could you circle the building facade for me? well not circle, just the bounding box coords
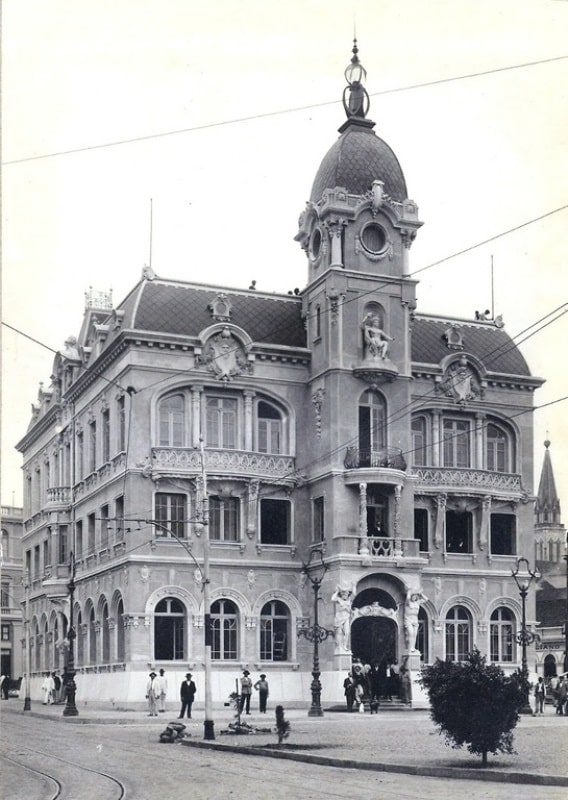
[1,505,24,684]
[16,45,544,706]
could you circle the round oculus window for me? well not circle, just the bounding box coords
[309,227,322,261]
[361,223,388,255]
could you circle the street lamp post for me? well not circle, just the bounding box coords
[63,552,79,717]
[511,556,538,715]
[297,548,334,717]
[23,571,31,711]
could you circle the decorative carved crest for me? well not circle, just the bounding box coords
[208,293,232,322]
[438,356,482,404]
[443,324,464,350]
[199,327,252,382]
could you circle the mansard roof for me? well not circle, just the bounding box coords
[411,315,533,377]
[114,278,306,348]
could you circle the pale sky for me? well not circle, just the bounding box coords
[2,0,567,526]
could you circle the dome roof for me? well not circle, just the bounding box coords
[310,121,408,203]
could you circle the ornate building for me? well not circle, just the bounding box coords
[16,44,544,707]
[1,505,24,683]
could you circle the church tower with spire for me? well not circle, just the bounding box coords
[535,439,565,565]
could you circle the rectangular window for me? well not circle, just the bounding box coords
[445,511,473,553]
[0,584,10,611]
[411,418,427,466]
[117,396,126,452]
[490,514,516,555]
[34,545,40,576]
[211,619,237,660]
[76,431,84,480]
[490,623,514,663]
[59,525,68,565]
[209,497,239,541]
[1,624,10,641]
[87,513,96,554]
[115,496,124,541]
[155,493,186,539]
[312,496,325,542]
[414,508,429,551]
[260,619,288,661]
[206,397,237,449]
[43,538,50,570]
[446,622,470,661]
[443,419,471,468]
[102,409,110,463]
[260,499,290,545]
[88,421,97,473]
[75,520,83,558]
[100,505,109,550]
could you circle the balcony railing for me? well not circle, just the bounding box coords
[344,447,407,471]
[46,486,71,505]
[410,466,523,494]
[359,536,420,558]
[151,447,298,483]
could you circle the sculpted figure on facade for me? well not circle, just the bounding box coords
[331,584,356,652]
[403,587,427,651]
[361,314,393,359]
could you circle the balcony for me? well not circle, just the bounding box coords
[344,447,407,471]
[151,447,299,485]
[410,466,525,498]
[46,486,71,506]
[333,534,424,562]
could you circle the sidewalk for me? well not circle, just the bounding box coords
[3,698,567,786]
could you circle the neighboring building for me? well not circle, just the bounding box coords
[534,439,567,676]
[1,505,24,683]
[16,44,545,706]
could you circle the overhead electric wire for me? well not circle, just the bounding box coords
[3,54,567,166]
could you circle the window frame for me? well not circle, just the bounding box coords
[209,496,240,542]
[489,607,515,663]
[445,605,472,662]
[260,498,291,545]
[205,395,239,449]
[442,417,471,468]
[260,600,290,661]
[158,393,186,447]
[211,598,238,660]
[155,493,187,539]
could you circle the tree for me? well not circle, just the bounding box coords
[419,649,528,766]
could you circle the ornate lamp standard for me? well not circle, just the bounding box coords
[63,552,78,717]
[297,548,334,717]
[511,556,538,715]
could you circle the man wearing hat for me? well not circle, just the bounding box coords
[179,673,196,719]
[254,673,269,713]
[239,670,253,714]
[146,671,159,717]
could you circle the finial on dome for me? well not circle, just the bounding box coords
[343,38,370,120]
[544,435,551,449]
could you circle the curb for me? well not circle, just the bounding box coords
[181,739,568,787]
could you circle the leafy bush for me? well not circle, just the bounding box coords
[419,649,528,766]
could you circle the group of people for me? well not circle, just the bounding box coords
[545,674,568,716]
[145,668,270,718]
[238,670,270,714]
[40,671,63,705]
[343,657,412,711]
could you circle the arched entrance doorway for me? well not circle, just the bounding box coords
[350,588,400,699]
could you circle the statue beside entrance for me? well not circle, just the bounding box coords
[403,587,427,651]
[331,584,356,652]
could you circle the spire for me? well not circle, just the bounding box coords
[342,39,370,121]
[535,438,562,526]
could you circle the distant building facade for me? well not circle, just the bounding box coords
[534,440,567,676]
[1,505,24,683]
[16,45,544,705]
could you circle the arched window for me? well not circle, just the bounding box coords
[486,423,512,473]
[33,621,40,672]
[158,394,185,447]
[411,417,428,466]
[116,598,125,662]
[89,607,97,664]
[53,616,59,669]
[358,390,386,465]
[260,600,290,661]
[257,401,282,454]
[442,419,471,468]
[154,597,185,660]
[101,602,110,663]
[417,606,429,662]
[490,607,515,662]
[211,599,238,660]
[445,605,472,662]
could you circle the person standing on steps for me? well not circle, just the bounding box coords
[179,673,196,719]
[240,670,252,714]
[254,673,269,713]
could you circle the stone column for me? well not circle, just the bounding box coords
[432,411,440,467]
[358,482,369,555]
[475,412,485,468]
[191,386,203,447]
[244,391,255,451]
